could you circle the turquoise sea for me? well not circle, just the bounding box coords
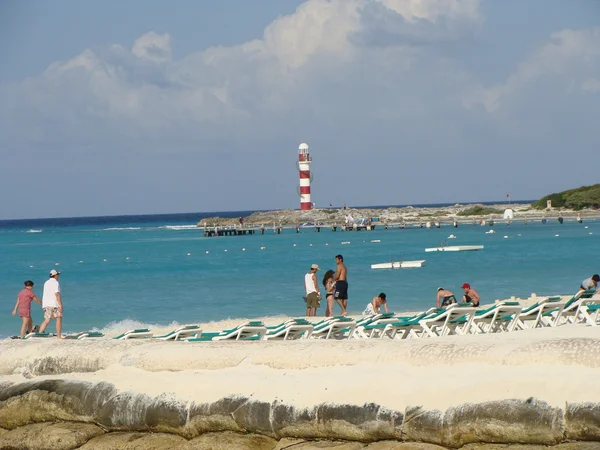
[1,206,598,338]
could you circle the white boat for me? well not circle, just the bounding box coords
[425,245,484,252]
[371,260,426,269]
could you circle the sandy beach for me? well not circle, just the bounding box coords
[2,294,600,449]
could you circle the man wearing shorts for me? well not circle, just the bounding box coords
[304,264,321,317]
[436,287,457,308]
[39,269,63,339]
[333,254,348,315]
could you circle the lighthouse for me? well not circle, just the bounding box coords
[297,142,312,210]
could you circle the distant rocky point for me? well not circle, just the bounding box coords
[197,202,598,227]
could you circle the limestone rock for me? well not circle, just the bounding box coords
[0,380,116,429]
[186,396,247,437]
[460,443,600,450]
[566,402,600,441]
[273,441,364,449]
[179,431,276,450]
[273,438,308,449]
[443,399,564,447]
[271,402,318,438]
[364,442,448,449]
[401,407,444,445]
[0,427,7,436]
[313,403,403,441]
[78,431,187,449]
[0,422,104,450]
[95,391,187,435]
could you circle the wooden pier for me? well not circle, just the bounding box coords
[201,223,379,237]
[198,215,585,237]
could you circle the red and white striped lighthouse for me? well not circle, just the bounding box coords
[297,142,312,210]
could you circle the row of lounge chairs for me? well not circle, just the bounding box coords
[20,290,599,341]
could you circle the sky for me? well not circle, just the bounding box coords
[1,0,599,220]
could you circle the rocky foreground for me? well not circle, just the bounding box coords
[1,322,600,449]
[197,203,598,227]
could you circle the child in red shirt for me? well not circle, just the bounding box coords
[12,280,42,338]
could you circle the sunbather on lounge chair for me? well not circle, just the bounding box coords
[437,288,457,308]
[363,293,388,315]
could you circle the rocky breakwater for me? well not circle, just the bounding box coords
[197,203,599,227]
[1,325,600,449]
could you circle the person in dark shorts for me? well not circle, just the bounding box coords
[333,254,348,315]
[436,287,457,308]
[461,283,480,307]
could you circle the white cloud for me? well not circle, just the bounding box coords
[582,78,600,93]
[0,0,484,148]
[467,27,600,112]
[131,31,172,62]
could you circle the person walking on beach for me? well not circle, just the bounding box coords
[304,264,322,317]
[580,274,599,291]
[363,293,388,315]
[436,288,457,308]
[461,283,480,307]
[12,280,42,338]
[322,269,336,317]
[333,254,348,315]
[39,269,63,339]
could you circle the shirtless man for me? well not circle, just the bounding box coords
[333,254,348,315]
[461,283,480,307]
[436,288,456,308]
[363,293,389,315]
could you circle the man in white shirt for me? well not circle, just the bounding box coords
[39,269,63,338]
[304,264,321,317]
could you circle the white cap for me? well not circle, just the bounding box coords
[49,269,61,277]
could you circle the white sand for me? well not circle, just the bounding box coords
[2,310,599,412]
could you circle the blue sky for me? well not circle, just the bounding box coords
[1,0,599,219]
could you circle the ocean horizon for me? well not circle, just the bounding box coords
[0,199,533,228]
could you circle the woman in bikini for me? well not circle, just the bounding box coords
[322,269,336,317]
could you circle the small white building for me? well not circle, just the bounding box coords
[503,208,515,220]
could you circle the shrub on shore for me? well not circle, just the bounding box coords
[533,184,600,210]
[457,206,503,216]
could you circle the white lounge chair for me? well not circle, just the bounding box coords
[22,332,51,339]
[153,324,202,341]
[419,304,477,338]
[549,290,598,326]
[311,317,356,339]
[578,294,600,326]
[187,321,267,341]
[65,331,105,340]
[264,320,314,340]
[514,297,565,330]
[467,302,523,334]
[357,309,439,339]
[113,328,153,340]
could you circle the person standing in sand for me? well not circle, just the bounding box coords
[461,283,480,307]
[436,288,456,308]
[12,280,42,338]
[333,254,348,315]
[304,264,321,317]
[39,269,63,339]
[363,293,388,315]
[322,269,336,317]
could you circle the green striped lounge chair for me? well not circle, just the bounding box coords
[113,329,153,340]
[153,324,202,341]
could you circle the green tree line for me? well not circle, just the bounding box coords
[533,184,600,210]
